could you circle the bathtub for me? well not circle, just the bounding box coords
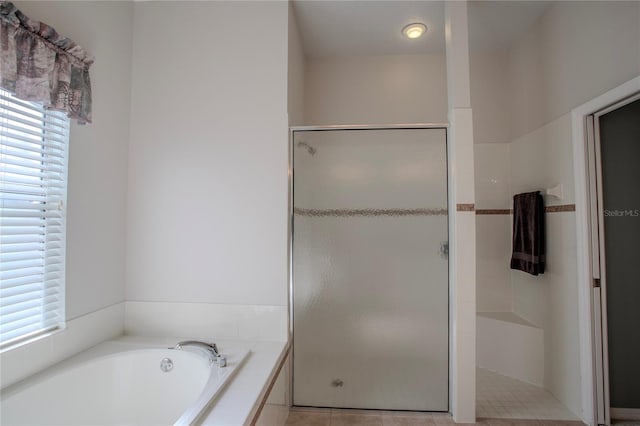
[0,338,250,425]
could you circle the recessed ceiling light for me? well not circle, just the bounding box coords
[402,23,427,39]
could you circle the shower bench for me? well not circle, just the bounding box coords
[477,311,544,386]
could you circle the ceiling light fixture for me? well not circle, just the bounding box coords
[402,23,427,39]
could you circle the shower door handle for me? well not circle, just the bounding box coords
[439,241,449,259]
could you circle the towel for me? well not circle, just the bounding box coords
[510,191,545,276]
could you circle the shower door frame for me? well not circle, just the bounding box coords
[287,123,450,411]
[571,75,640,426]
[587,92,640,426]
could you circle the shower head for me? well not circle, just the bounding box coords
[297,141,317,156]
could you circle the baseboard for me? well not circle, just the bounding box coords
[611,408,640,420]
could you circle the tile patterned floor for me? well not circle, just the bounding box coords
[477,368,578,421]
[285,409,585,426]
[286,368,583,426]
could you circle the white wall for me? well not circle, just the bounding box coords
[446,2,476,421]
[509,1,640,139]
[304,53,447,125]
[1,1,132,388]
[470,51,512,313]
[288,3,305,126]
[470,52,511,145]
[126,2,289,338]
[474,143,511,313]
[14,1,132,320]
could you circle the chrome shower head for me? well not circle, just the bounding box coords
[297,141,317,156]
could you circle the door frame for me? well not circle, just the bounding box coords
[571,76,640,426]
[287,123,450,411]
[590,92,640,426]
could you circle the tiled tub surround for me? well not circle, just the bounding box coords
[0,303,124,389]
[122,302,291,423]
[124,301,288,342]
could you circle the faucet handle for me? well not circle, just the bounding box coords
[209,343,219,355]
[214,354,227,368]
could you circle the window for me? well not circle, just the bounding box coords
[0,89,70,349]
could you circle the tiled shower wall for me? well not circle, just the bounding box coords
[471,3,640,416]
[473,113,582,419]
[474,143,512,313]
[509,114,581,416]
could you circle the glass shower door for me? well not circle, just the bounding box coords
[292,128,449,411]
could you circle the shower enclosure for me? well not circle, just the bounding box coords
[290,126,449,411]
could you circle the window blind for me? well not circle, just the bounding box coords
[0,89,69,349]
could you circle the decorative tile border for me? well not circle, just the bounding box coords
[476,209,511,215]
[456,203,475,212]
[293,207,447,217]
[545,204,576,213]
[293,204,576,217]
[475,204,576,215]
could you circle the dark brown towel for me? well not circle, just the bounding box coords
[510,191,545,275]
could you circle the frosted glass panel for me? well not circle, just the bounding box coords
[292,128,448,411]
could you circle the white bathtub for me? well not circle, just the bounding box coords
[0,339,249,426]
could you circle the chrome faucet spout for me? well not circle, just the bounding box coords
[173,340,219,356]
[170,340,225,366]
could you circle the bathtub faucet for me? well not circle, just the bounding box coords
[170,340,227,367]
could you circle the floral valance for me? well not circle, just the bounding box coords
[0,1,93,124]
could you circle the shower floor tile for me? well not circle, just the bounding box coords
[285,408,585,426]
[477,367,579,421]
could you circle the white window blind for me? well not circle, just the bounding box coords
[0,89,69,349]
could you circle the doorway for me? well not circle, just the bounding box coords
[587,94,640,425]
[290,126,449,411]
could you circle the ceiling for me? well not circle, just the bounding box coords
[292,1,552,59]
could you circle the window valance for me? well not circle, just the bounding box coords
[0,1,93,124]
